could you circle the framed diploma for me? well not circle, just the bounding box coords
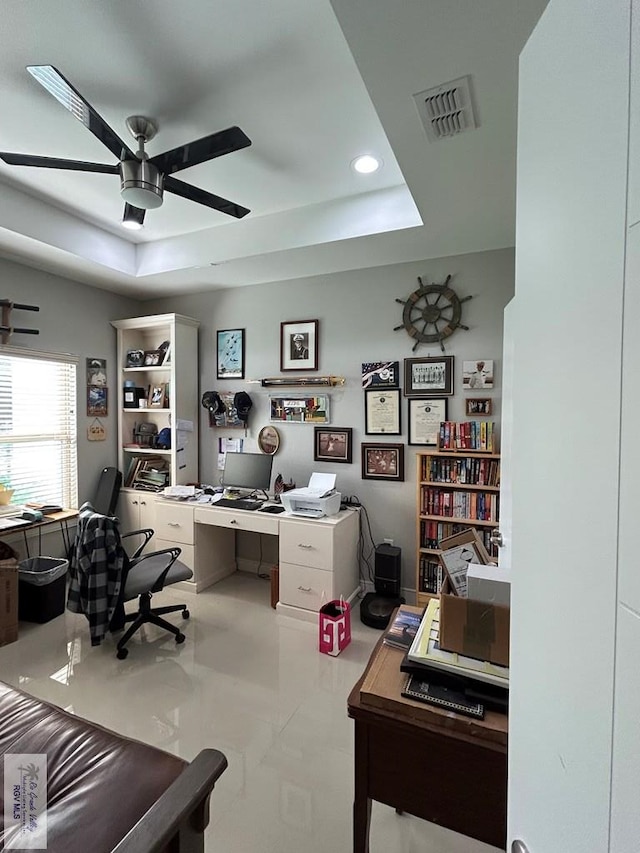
[408,397,448,446]
[364,388,401,435]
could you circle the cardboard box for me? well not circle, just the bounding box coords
[438,528,491,596]
[439,590,510,667]
[467,563,511,607]
[0,548,19,647]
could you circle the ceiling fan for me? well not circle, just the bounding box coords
[0,65,252,228]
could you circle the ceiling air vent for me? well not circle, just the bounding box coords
[413,75,477,142]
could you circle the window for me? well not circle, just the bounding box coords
[0,348,78,508]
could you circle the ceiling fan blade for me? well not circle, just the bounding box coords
[26,65,135,161]
[122,204,146,227]
[164,176,250,219]
[149,126,251,175]
[0,152,118,173]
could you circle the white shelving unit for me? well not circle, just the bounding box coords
[111,313,199,531]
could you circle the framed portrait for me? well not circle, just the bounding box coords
[86,357,107,386]
[364,388,401,435]
[126,349,144,368]
[314,427,353,463]
[361,361,400,389]
[280,320,318,372]
[404,356,454,397]
[217,328,245,379]
[87,386,108,416]
[462,360,494,390]
[361,442,405,482]
[148,383,166,408]
[408,398,448,446]
[143,350,162,367]
[465,397,493,416]
[258,425,280,455]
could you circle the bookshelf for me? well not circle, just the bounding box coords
[111,313,199,532]
[416,443,501,607]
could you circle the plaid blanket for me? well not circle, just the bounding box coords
[67,502,124,645]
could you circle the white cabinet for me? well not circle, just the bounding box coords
[276,509,359,622]
[118,492,157,541]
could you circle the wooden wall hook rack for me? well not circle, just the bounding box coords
[0,300,40,345]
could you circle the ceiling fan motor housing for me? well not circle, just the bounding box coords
[119,159,164,209]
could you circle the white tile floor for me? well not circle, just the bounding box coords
[0,573,502,852]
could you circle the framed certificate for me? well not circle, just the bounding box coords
[408,398,448,446]
[364,388,401,435]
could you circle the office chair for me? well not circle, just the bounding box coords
[69,502,193,659]
[92,466,122,516]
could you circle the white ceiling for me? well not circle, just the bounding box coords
[0,0,548,300]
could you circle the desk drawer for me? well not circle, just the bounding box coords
[194,506,279,535]
[154,502,195,545]
[279,520,332,571]
[279,563,332,612]
[154,539,195,572]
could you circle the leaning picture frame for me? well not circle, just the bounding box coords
[408,397,448,446]
[280,320,319,371]
[361,442,405,482]
[314,427,353,463]
[404,356,454,397]
[217,328,245,379]
[148,383,166,408]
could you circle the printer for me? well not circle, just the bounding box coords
[280,473,341,518]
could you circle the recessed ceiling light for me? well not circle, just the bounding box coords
[352,155,382,174]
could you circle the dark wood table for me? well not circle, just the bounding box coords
[347,628,508,852]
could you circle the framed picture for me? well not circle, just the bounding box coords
[217,328,245,379]
[148,383,166,408]
[404,356,454,397]
[269,395,329,423]
[143,350,162,367]
[87,386,108,416]
[361,442,405,482]
[364,388,401,435]
[86,357,107,386]
[462,360,494,390]
[126,349,145,368]
[465,397,493,416]
[408,398,448,446]
[361,361,400,389]
[280,320,318,371]
[314,427,353,463]
[258,425,280,455]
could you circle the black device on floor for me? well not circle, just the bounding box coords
[360,544,404,629]
[215,498,263,510]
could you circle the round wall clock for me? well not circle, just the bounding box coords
[394,274,472,352]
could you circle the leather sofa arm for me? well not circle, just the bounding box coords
[111,749,228,853]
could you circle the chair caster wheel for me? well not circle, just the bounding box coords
[117,648,128,660]
[176,633,185,644]
[182,609,190,620]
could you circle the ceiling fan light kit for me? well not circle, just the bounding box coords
[1,65,252,225]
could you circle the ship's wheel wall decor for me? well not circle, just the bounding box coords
[394,274,472,352]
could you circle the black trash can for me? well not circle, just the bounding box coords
[18,557,68,623]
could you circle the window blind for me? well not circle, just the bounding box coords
[0,349,78,508]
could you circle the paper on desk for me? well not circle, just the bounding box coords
[162,485,196,498]
[288,472,336,498]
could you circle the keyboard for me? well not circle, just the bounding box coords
[215,498,263,511]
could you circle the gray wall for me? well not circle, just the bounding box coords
[0,257,141,505]
[0,248,512,592]
[149,247,514,595]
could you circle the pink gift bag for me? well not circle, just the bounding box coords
[318,598,351,656]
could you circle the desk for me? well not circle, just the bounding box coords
[348,631,508,852]
[152,499,360,620]
[0,510,77,559]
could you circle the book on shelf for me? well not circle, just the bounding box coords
[401,673,485,719]
[382,606,424,650]
[407,598,509,689]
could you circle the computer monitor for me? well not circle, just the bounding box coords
[221,452,273,497]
